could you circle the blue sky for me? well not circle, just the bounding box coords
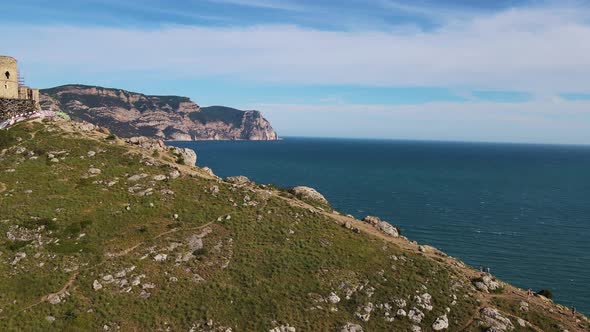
[3,0,590,144]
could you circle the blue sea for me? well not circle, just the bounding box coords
[169,138,590,314]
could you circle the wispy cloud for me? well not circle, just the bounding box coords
[377,0,477,22]
[7,3,590,92]
[206,0,304,11]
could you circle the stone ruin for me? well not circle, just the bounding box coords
[0,55,41,123]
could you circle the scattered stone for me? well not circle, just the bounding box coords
[47,294,63,305]
[411,326,421,332]
[432,314,449,330]
[88,168,102,176]
[362,216,400,237]
[479,307,514,331]
[290,186,329,204]
[210,185,220,195]
[269,324,296,332]
[327,292,341,304]
[408,308,425,324]
[518,301,529,312]
[153,174,167,181]
[225,176,251,185]
[517,318,527,327]
[93,280,103,291]
[154,254,167,262]
[169,170,181,179]
[11,252,26,265]
[415,293,433,311]
[473,275,501,293]
[340,323,363,332]
[160,189,175,195]
[46,315,56,323]
[128,173,148,182]
[202,167,215,177]
[87,151,96,157]
[355,303,374,322]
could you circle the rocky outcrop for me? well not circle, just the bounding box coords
[171,147,197,166]
[478,307,514,331]
[473,275,503,293]
[40,85,278,141]
[362,216,400,237]
[290,186,329,204]
[225,176,252,186]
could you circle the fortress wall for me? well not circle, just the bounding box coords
[0,98,39,122]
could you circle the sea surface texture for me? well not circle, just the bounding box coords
[169,138,590,314]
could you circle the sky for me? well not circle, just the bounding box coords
[3,0,590,144]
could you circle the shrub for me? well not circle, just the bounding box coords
[105,134,117,140]
[537,289,553,299]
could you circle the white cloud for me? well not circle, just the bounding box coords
[5,3,590,93]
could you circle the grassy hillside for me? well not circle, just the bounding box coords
[0,119,587,331]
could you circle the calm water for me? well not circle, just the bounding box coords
[169,138,590,314]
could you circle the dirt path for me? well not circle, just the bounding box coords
[107,221,214,258]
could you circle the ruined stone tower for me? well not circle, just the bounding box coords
[0,56,19,99]
[0,55,41,123]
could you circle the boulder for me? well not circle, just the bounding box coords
[362,216,399,237]
[479,307,514,331]
[93,280,103,291]
[408,308,425,324]
[472,275,501,293]
[340,323,363,332]
[327,292,341,304]
[226,176,251,185]
[202,167,216,177]
[172,147,197,166]
[290,186,328,204]
[432,314,449,330]
[126,136,167,152]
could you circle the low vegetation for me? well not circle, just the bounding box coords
[0,119,587,331]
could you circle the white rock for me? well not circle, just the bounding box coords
[154,253,168,262]
[432,314,449,330]
[340,323,363,332]
[408,308,425,324]
[93,280,103,291]
[327,292,341,304]
[290,186,329,204]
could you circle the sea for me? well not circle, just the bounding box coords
[169,137,590,314]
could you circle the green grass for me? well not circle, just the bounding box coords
[0,120,568,331]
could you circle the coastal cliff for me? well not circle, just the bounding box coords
[0,117,588,331]
[39,85,278,141]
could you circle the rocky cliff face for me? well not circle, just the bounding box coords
[40,85,278,141]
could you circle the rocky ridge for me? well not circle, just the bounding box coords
[0,117,588,331]
[40,85,278,141]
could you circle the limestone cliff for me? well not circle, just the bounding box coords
[39,85,278,141]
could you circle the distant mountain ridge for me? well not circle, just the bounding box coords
[40,85,278,141]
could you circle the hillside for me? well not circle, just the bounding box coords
[40,85,278,141]
[0,118,588,331]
